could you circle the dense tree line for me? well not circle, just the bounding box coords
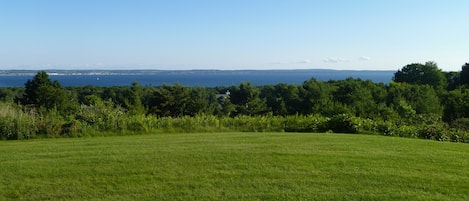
[2,61,469,141]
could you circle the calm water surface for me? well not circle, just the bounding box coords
[0,70,394,87]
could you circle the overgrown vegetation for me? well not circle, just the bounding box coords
[2,62,469,141]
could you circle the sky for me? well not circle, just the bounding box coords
[0,0,468,71]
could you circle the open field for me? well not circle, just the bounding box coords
[1,132,469,200]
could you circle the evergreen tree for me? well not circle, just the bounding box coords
[148,84,191,117]
[459,63,469,86]
[124,81,145,115]
[20,71,72,114]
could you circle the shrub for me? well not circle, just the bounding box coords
[394,125,419,138]
[283,115,326,132]
[61,119,83,137]
[353,118,377,134]
[76,102,125,131]
[451,118,469,131]
[418,124,448,141]
[37,111,65,137]
[326,114,359,133]
[0,104,36,140]
[125,115,150,132]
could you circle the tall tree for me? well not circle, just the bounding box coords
[331,78,377,117]
[148,84,191,117]
[443,86,469,122]
[20,71,71,113]
[393,61,447,90]
[459,63,469,86]
[229,82,267,116]
[261,84,301,116]
[186,87,217,116]
[445,71,460,91]
[388,82,442,115]
[299,78,334,115]
[124,81,145,115]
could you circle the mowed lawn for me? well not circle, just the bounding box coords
[1,133,469,201]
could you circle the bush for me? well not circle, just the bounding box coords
[0,104,36,140]
[326,114,359,133]
[37,111,65,137]
[418,124,448,141]
[451,118,469,131]
[2,102,469,144]
[283,115,326,132]
[62,119,83,137]
[76,103,125,131]
[395,125,419,138]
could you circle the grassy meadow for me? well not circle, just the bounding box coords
[1,132,469,200]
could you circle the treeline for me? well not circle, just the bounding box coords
[2,62,469,142]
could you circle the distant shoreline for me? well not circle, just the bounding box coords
[0,69,395,87]
[0,69,395,76]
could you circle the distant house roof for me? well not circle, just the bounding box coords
[216,90,230,99]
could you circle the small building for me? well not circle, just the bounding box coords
[216,90,230,101]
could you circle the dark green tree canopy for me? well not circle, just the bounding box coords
[393,61,447,90]
[459,63,469,86]
[148,84,191,117]
[20,71,71,113]
[229,82,267,116]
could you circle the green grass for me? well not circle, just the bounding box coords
[1,132,469,200]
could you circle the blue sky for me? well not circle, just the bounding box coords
[1,0,468,71]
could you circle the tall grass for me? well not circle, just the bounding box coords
[0,103,36,140]
[1,103,469,142]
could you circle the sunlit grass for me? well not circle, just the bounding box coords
[1,132,469,200]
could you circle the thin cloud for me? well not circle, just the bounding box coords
[359,56,371,61]
[270,59,311,65]
[297,59,311,64]
[323,57,350,63]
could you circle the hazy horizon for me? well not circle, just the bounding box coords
[0,66,398,72]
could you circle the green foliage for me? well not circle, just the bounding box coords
[460,63,469,86]
[0,87,23,103]
[216,96,236,117]
[0,104,36,140]
[230,82,268,116]
[450,118,469,131]
[443,87,469,122]
[148,84,191,117]
[76,98,125,131]
[445,71,460,90]
[4,62,469,142]
[299,78,334,115]
[37,110,65,137]
[124,81,146,115]
[388,82,443,117]
[393,61,447,90]
[261,83,302,115]
[326,114,360,133]
[20,71,75,115]
[119,115,150,132]
[283,114,327,132]
[332,78,380,117]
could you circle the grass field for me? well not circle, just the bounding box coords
[1,132,469,201]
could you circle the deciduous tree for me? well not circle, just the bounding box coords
[393,61,447,90]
